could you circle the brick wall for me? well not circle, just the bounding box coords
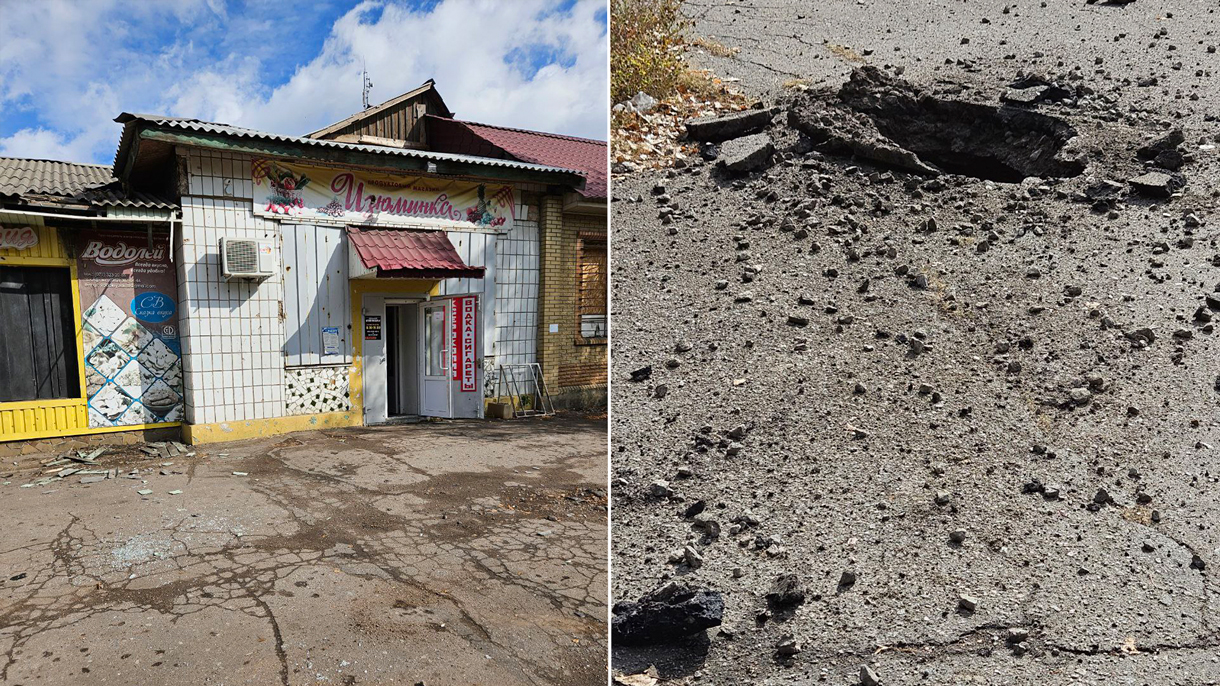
[536,195,607,403]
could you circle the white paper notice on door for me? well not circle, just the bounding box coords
[322,326,340,356]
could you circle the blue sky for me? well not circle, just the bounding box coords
[0,0,608,165]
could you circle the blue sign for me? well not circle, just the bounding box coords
[131,291,176,323]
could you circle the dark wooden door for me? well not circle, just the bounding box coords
[0,266,80,402]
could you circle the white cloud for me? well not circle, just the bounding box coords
[0,0,608,165]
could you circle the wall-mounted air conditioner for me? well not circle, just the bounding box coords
[220,237,276,279]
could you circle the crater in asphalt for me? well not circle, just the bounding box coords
[792,66,1085,183]
[860,96,1085,182]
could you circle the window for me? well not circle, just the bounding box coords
[424,303,445,376]
[0,266,80,402]
[576,236,607,341]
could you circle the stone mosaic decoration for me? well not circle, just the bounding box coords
[285,366,351,416]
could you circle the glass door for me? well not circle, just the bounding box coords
[419,301,451,417]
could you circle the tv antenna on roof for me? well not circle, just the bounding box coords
[362,63,373,110]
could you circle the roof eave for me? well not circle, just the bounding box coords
[135,125,586,188]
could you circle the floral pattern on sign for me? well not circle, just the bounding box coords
[259,162,310,215]
[464,185,508,228]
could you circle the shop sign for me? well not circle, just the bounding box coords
[251,158,515,231]
[364,315,382,341]
[0,226,38,251]
[451,296,477,392]
[76,229,182,428]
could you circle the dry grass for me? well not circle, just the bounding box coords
[611,0,689,103]
[827,43,866,63]
[610,0,754,171]
[690,36,739,58]
[676,67,724,99]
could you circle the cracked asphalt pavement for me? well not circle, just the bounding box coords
[611,1,1220,684]
[0,417,607,685]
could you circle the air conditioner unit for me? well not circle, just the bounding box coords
[220,237,276,279]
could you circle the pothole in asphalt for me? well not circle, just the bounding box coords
[791,66,1086,182]
[857,97,1085,182]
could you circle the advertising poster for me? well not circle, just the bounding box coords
[364,315,382,341]
[251,158,515,231]
[451,296,477,392]
[76,229,183,427]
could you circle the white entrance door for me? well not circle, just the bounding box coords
[420,301,452,417]
[362,296,388,425]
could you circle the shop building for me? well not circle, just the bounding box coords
[0,81,607,445]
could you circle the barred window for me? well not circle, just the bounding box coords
[576,237,607,340]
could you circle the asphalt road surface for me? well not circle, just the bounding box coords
[1,417,608,686]
[611,1,1220,684]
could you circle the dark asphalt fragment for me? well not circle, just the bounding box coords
[765,573,807,606]
[717,133,775,173]
[685,109,773,142]
[611,583,725,645]
[1129,171,1185,197]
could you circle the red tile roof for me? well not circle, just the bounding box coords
[347,227,485,278]
[425,116,606,200]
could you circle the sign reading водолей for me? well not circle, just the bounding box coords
[75,229,183,428]
[251,158,515,231]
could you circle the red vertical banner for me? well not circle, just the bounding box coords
[450,296,477,392]
[451,299,460,381]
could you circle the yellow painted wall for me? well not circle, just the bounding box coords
[0,224,69,263]
[0,224,181,443]
[182,410,360,445]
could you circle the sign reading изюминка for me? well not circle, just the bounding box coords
[251,158,515,231]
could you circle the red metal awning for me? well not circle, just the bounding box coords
[347,227,484,278]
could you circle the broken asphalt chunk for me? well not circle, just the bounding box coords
[611,583,724,645]
[765,573,807,606]
[717,133,775,173]
[1129,171,1184,197]
[685,108,772,142]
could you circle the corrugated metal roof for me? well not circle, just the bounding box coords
[0,157,113,196]
[347,227,485,277]
[425,117,607,200]
[80,184,178,210]
[115,113,582,177]
[0,156,177,211]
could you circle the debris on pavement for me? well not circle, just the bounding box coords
[610,5,1220,682]
[138,441,196,459]
[611,583,724,645]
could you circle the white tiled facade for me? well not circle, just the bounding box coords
[177,150,285,424]
[174,147,543,425]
